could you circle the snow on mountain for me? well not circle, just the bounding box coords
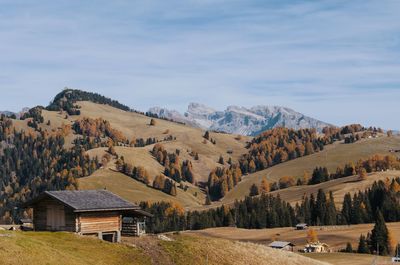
[148,103,332,136]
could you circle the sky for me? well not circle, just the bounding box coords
[0,0,399,129]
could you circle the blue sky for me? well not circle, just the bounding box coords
[0,0,399,129]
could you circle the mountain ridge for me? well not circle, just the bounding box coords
[148,103,332,136]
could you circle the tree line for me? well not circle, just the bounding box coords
[141,177,400,235]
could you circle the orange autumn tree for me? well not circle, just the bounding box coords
[165,202,184,217]
[358,168,367,181]
[307,228,319,243]
[260,177,270,194]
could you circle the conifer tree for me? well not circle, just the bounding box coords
[369,210,390,255]
[357,234,369,254]
[326,191,337,225]
[315,189,327,225]
[249,183,259,197]
[203,131,210,140]
[345,242,353,253]
[218,155,224,164]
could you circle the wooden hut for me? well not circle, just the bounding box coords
[268,241,295,251]
[304,242,330,253]
[295,223,308,230]
[23,190,152,242]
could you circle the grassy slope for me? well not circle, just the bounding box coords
[0,231,150,265]
[188,222,400,251]
[79,168,205,209]
[76,101,250,183]
[268,170,400,206]
[222,136,400,204]
[0,231,327,265]
[157,234,328,265]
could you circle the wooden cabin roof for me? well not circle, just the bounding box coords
[268,241,295,248]
[24,190,140,213]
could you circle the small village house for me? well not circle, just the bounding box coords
[304,242,330,253]
[268,241,295,251]
[23,190,152,242]
[295,223,308,230]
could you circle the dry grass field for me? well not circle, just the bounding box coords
[0,231,327,265]
[188,222,400,252]
[0,231,150,265]
[222,136,400,204]
[124,234,329,265]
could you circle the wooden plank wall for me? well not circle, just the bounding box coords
[33,198,76,232]
[78,211,120,234]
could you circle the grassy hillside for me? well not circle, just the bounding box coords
[0,231,150,265]
[222,136,400,204]
[0,231,327,265]
[268,170,400,206]
[79,168,205,209]
[41,101,250,183]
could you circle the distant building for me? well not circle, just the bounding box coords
[295,223,308,230]
[304,242,330,253]
[23,190,152,242]
[268,241,295,251]
[392,256,400,263]
[18,218,33,231]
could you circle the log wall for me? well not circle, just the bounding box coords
[78,211,121,234]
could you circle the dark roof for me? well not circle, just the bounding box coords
[24,190,140,212]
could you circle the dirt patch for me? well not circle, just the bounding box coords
[122,236,175,265]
